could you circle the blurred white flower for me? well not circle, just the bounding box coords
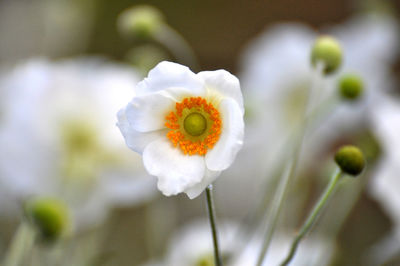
[232,234,334,266]
[117,61,244,199]
[369,97,400,229]
[0,58,157,229]
[142,219,238,266]
[239,13,399,165]
[141,219,333,266]
[363,95,400,264]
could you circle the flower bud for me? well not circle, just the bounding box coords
[338,74,364,101]
[118,5,164,39]
[311,36,343,74]
[334,145,365,176]
[26,197,70,241]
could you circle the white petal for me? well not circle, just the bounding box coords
[206,99,244,171]
[184,169,221,199]
[136,61,205,97]
[125,92,175,132]
[117,108,166,154]
[143,138,206,196]
[198,70,244,114]
[239,23,315,97]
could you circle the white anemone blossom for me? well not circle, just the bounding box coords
[141,220,333,266]
[239,13,399,172]
[0,58,157,228]
[141,219,238,266]
[370,97,400,231]
[232,234,334,266]
[365,96,400,263]
[117,61,244,199]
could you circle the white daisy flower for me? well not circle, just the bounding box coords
[0,58,157,229]
[117,61,245,199]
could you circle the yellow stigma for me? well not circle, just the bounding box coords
[184,112,207,136]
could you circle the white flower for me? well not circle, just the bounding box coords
[141,219,334,266]
[238,13,399,173]
[142,219,238,266]
[232,234,334,266]
[362,95,400,264]
[117,61,244,199]
[369,96,400,232]
[0,58,157,229]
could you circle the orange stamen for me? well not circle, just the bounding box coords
[164,97,222,156]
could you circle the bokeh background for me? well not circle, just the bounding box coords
[0,0,400,265]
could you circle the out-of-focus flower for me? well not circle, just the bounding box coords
[117,61,244,199]
[141,220,333,266]
[363,95,400,264]
[0,58,156,229]
[238,13,399,174]
[369,96,400,232]
[142,219,238,266]
[232,234,334,266]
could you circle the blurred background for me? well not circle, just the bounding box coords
[0,0,400,265]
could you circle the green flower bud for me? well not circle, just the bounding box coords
[334,145,365,176]
[311,36,343,74]
[338,74,364,101]
[26,197,70,241]
[118,5,164,39]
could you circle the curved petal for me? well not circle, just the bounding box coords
[136,61,205,97]
[125,92,175,132]
[205,99,244,171]
[117,108,166,154]
[184,169,221,199]
[143,138,205,196]
[198,70,244,114]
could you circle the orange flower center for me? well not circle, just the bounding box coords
[165,97,222,156]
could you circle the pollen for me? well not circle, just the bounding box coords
[165,97,222,156]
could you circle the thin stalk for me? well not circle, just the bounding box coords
[3,222,36,266]
[279,168,343,266]
[256,62,325,266]
[205,185,222,266]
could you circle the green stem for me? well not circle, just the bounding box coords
[205,185,222,266]
[3,222,36,266]
[255,149,299,266]
[279,168,343,266]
